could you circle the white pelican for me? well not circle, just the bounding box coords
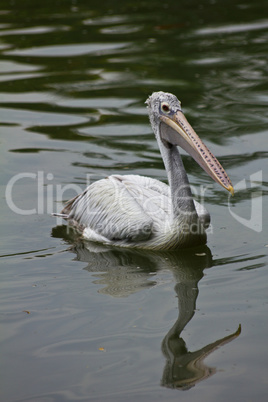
[54,92,234,250]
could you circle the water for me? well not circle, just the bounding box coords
[1,0,268,400]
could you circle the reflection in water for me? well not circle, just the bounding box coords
[163,268,240,390]
[161,266,241,390]
[52,225,241,389]
[162,325,241,390]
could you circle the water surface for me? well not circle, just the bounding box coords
[0,1,268,401]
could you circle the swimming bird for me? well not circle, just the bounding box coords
[54,91,234,250]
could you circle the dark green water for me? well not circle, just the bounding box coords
[0,1,268,401]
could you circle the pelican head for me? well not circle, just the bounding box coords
[146,91,234,195]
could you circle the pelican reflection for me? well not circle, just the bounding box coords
[52,226,241,388]
[161,264,241,389]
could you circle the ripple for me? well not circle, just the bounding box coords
[34,333,141,361]
[189,57,225,65]
[0,107,89,127]
[5,42,129,57]
[56,97,135,109]
[195,19,268,36]
[0,72,44,83]
[83,15,128,26]
[78,123,151,138]
[0,60,41,73]
[100,25,143,35]
[0,25,68,37]
[0,91,65,104]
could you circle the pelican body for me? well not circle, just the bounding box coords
[55,92,233,250]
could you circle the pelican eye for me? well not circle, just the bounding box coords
[161,102,170,114]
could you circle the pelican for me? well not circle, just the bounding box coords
[54,92,234,250]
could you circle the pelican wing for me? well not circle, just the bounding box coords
[61,175,160,242]
[113,174,171,220]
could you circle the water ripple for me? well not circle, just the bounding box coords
[4,42,130,57]
[195,19,268,36]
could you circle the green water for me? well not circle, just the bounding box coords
[0,1,268,401]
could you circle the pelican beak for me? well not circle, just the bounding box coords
[160,111,234,195]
